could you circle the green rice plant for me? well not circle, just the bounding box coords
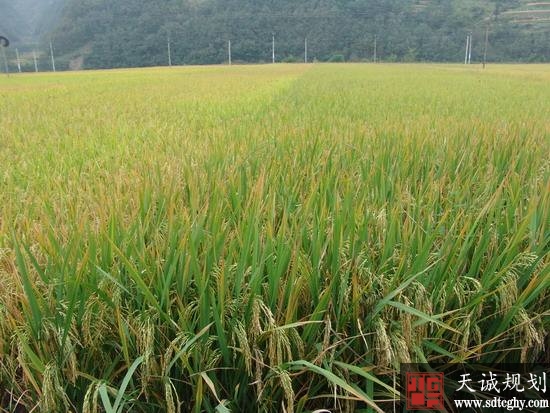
[96,356,144,413]
[0,63,548,411]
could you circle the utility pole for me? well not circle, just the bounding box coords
[15,48,21,72]
[228,40,232,65]
[0,36,9,75]
[464,35,470,64]
[373,35,377,62]
[1,47,8,75]
[33,50,38,72]
[49,40,56,72]
[167,36,172,67]
[483,26,489,69]
[304,38,308,63]
[468,33,472,64]
[272,33,275,64]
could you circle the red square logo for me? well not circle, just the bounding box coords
[406,372,445,411]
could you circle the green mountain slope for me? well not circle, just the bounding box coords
[5,0,550,69]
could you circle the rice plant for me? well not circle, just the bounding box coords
[0,64,548,412]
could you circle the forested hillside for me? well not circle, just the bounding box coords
[2,0,550,69]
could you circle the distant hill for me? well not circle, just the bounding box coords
[2,0,550,69]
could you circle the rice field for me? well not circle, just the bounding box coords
[0,64,549,412]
